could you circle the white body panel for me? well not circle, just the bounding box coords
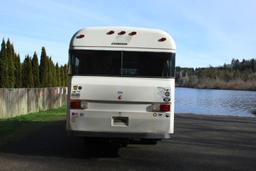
[72,76,172,103]
[67,27,176,140]
[70,27,176,52]
[69,77,175,136]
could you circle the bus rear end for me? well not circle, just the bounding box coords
[66,27,176,144]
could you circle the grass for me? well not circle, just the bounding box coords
[0,106,66,147]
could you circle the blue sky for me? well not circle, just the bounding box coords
[1,0,256,67]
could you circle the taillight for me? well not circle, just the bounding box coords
[70,100,81,109]
[151,103,170,112]
[160,103,170,112]
[70,100,88,109]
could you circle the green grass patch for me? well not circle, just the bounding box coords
[0,106,66,147]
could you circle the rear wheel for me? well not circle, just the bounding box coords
[130,139,159,145]
[83,137,123,157]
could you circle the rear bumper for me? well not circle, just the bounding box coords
[67,130,172,139]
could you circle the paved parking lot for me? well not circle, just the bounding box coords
[1,114,256,171]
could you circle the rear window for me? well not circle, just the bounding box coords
[70,50,175,78]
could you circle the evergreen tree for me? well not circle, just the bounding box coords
[47,57,54,87]
[32,52,40,87]
[63,64,68,86]
[0,39,9,88]
[6,39,15,87]
[60,66,65,86]
[1,38,68,88]
[0,39,5,87]
[39,47,48,87]
[50,59,56,87]
[22,56,34,88]
[52,60,57,87]
[14,54,22,88]
[55,63,61,86]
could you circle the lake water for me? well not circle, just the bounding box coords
[175,87,256,117]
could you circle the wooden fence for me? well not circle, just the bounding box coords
[0,87,67,119]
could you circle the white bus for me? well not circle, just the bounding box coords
[66,27,176,145]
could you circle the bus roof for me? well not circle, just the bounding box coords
[70,27,176,52]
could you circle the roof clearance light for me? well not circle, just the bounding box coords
[128,31,137,36]
[76,34,85,39]
[106,30,115,35]
[118,31,126,35]
[158,37,166,42]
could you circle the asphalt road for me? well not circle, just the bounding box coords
[0,114,256,171]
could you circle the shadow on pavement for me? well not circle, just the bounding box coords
[0,120,120,159]
[1,115,256,170]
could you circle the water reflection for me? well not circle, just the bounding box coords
[175,87,256,117]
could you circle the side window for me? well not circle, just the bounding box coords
[68,55,72,75]
[170,54,175,77]
[72,56,80,74]
[162,60,170,77]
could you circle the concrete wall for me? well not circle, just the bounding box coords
[0,87,67,119]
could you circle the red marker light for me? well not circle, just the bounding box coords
[158,37,166,42]
[129,31,137,36]
[118,31,126,35]
[76,34,85,39]
[107,30,115,35]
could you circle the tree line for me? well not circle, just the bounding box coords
[176,58,256,90]
[0,39,68,88]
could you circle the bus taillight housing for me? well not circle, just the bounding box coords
[160,103,170,112]
[151,103,170,112]
[70,100,87,109]
[70,100,81,109]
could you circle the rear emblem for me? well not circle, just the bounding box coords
[117,91,123,100]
